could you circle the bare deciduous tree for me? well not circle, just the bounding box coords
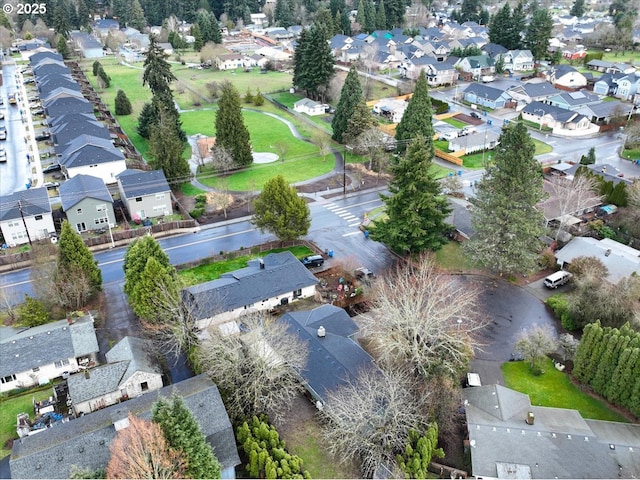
[0,279,19,323]
[198,314,308,422]
[106,413,186,479]
[515,325,558,371]
[29,243,59,307]
[566,255,609,285]
[208,145,235,173]
[361,255,486,380]
[348,127,393,179]
[558,333,579,362]
[274,141,289,162]
[311,130,333,162]
[627,180,640,209]
[200,42,218,66]
[321,367,431,478]
[540,175,603,240]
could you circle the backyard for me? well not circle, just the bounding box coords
[0,387,52,458]
[502,358,629,423]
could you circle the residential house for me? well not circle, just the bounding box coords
[499,49,534,72]
[536,178,602,228]
[481,42,508,58]
[279,304,379,407]
[70,31,104,58]
[0,314,99,393]
[50,114,111,155]
[372,97,409,123]
[158,42,174,55]
[250,13,268,26]
[183,251,318,330]
[67,336,163,415]
[116,169,173,220]
[28,50,64,65]
[402,57,458,85]
[42,96,94,117]
[521,101,594,133]
[93,18,119,38]
[59,174,115,233]
[564,162,633,187]
[36,75,81,98]
[293,98,325,116]
[465,385,640,479]
[32,62,71,78]
[215,53,244,70]
[462,83,511,109]
[576,100,635,126]
[549,64,587,89]
[555,237,640,284]
[593,73,618,96]
[448,130,500,154]
[10,375,241,479]
[59,134,127,184]
[594,72,640,101]
[562,45,587,61]
[456,55,495,80]
[545,90,602,111]
[507,81,560,108]
[0,187,55,246]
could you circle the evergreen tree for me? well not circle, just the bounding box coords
[143,34,176,95]
[396,426,444,479]
[0,11,11,30]
[463,122,545,275]
[191,23,203,51]
[376,0,387,30]
[506,1,526,50]
[332,66,364,143]
[149,109,190,187]
[340,10,352,36]
[123,235,171,298]
[97,66,110,88]
[525,7,553,61]
[609,347,634,405]
[580,146,596,165]
[395,69,434,152]
[570,0,585,17]
[127,0,147,31]
[53,0,71,38]
[154,91,186,143]
[293,22,334,100]
[344,98,376,145]
[130,257,179,322]
[253,89,264,106]
[77,0,91,29]
[274,0,294,27]
[489,3,510,47]
[356,0,367,29]
[495,55,505,74]
[364,0,376,33]
[57,220,102,292]
[92,60,102,76]
[573,321,602,382]
[384,0,407,28]
[57,36,70,59]
[253,175,311,242]
[18,295,50,327]
[215,81,253,167]
[370,135,452,254]
[114,89,133,115]
[153,395,222,479]
[137,101,158,139]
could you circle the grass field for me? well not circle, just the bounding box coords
[502,359,628,422]
[435,241,474,271]
[0,388,52,458]
[178,245,313,285]
[443,118,467,128]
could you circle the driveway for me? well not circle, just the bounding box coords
[464,275,559,386]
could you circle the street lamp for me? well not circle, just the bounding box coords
[534,108,545,131]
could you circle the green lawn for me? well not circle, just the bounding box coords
[443,118,467,128]
[621,148,640,161]
[181,183,206,196]
[463,151,493,168]
[434,241,474,271]
[0,388,52,458]
[502,358,628,422]
[533,139,553,155]
[178,246,313,285]
[270,91,304,108]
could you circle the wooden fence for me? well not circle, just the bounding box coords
[435,148,464,166]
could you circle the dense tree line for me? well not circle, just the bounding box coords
[292,22,335,101]
[451,0,489,26]
[573,321,640,417]
[488,1,525,50]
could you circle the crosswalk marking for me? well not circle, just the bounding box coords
[325,203,361,231]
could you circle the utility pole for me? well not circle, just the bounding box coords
[343,145,347,195]
[17,200,33,246]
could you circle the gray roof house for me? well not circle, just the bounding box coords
[10,375,241,479]
[116,169,173,220]
[463,83,511,109]
[67,336,163,415]
[70,31,104,58]
[42,96,94,116]
[555,237,640,284]
[0,314,99,393]
[507,81,560,107]
[521,101,594,133]
[184,251,318,330]
[51,116,111,154]
[59,174,115,233]
[464,384,640,479]
[60,134,127,184]
[549,64,588,89]
[279,304,378,406]
[293,98,325,116]
[0,187,55,246]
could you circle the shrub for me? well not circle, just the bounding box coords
[538,248,556,270]
[546,293,578,330]
[190,207,205,218]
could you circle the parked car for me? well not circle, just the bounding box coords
[35,132,51,141]
[439,131,459,141]
[459,126,477,136]
[470,111,481,119]
[0,111,4,120]
[301,255,324,268]
[0,126,6,140]
[543,271,572,289]
[42,181,60,190]
[0,146,6,162]
[354,267,375,280]
[42,163,61,173]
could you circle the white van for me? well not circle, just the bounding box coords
[544,271,572,289]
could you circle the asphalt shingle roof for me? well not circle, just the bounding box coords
[463,83,506,101]
[60,135,124,168]
[43,96,94,116]
[116,169,171,198]
[184,251,318,320]
[59,174,113,211]
[67,362,129,405]
[10,375,241,479]
[0,315,98,378]
[0,187,51,222]
[105,336,162,386]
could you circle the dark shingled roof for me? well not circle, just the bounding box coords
[60,135,124,168]
[52,119,111,154]
[43,96,94,116]
[29,51,64,65]
[184,251,318,320]
[0,315,98,378]
[463,83,507,101]
[59,174,113,211]
[0,187,51,222]
[117,169,171,198]
[9,375,241,479]
[279,305,378,403]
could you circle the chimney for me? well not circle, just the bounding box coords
[259,259,265,269]
[317,326,326,338]
[84,369,90,380]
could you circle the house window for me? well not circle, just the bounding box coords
[54,359,70,368]
[135,197,143,202]
[293,289,302,298]
[1,374,17,384]
[141,381,149,392]
[7,221,20,228]
[96,204,106,212]
[32,367,40,372]
[76,208,83,215]
[76,222,87,232]
[34,215,43,221]
[243,304,254,309]
[94,217,108,225]
[153,205,167,212]
[11,231,27,241]
[155,193,165,200]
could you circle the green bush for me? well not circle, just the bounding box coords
[190,207,205,218]
[546,293,578,330]
[431,98,450,115]
[194,194,207,206]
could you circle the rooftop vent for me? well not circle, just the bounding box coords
[259,258,265,269]
[605,249,612,257]
[317,326,326,338]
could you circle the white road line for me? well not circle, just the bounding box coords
[343,216,358,222]
[342,231,361,237]
[337,212,353,218]
[325,204,340,210]
[348,222,361,227]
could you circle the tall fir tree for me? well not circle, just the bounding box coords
[191,23,203,51]
[344,98,376,144]
[215,81,253,167]
[525,7,553,61]
[395,69,434,152]
[364,0,376,33]
[114,89,133,115]
[127,0,147,31]
[148,108,190,187]
[332,66,364,143]
[488,3,511,47]
[376,0,387,30]
[274,0,294,27]
[570,0,585,17]
[130,256,179,322]
[356,0,367,29]
[505,1,526,50]
[56,220,102,292]
[462,122,545,275]
[370,135,452,254]
[123,235,171,298]
[292,23,334,100]
[143,34,176,95]
[153,395,222,480]
[57,36,70,59]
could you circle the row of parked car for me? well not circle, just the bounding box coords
[438,125,478,141]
